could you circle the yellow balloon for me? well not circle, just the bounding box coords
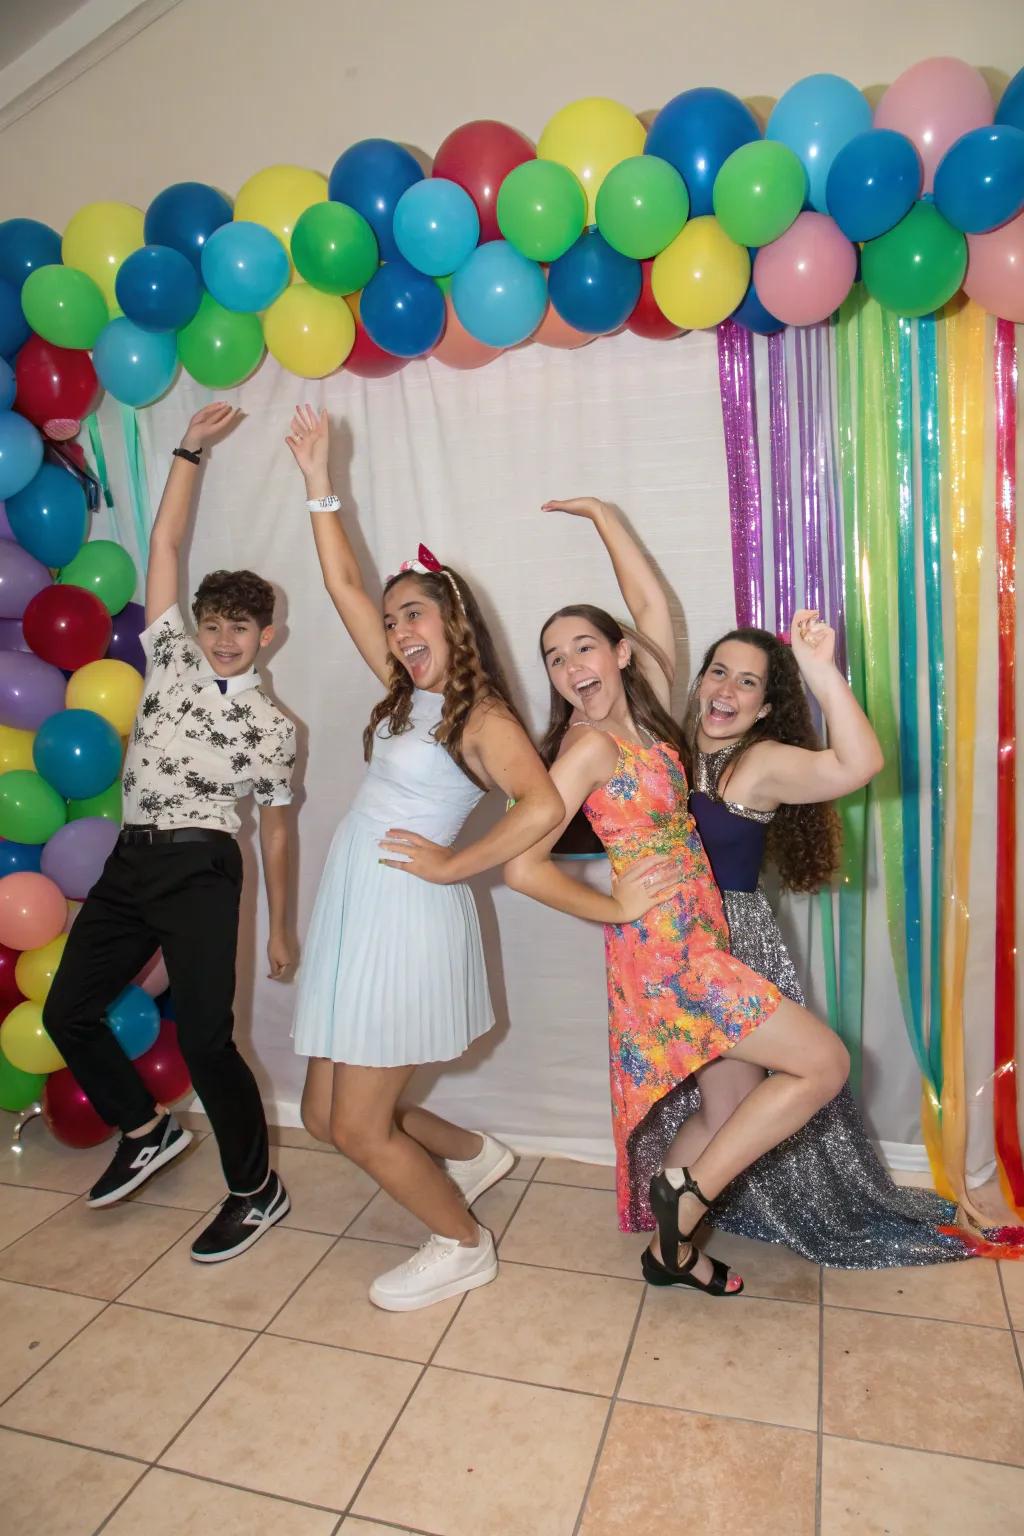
[16,933,67,1004]
[263,285,355,378]
[0,725,35,773]
[0,1000,64,1074]
[651,216,750,330]
[538,98,646,225]
[234,165,328,256]
[65,659,143,737]
[62,201,145,308]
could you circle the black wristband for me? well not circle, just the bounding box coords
[173,446,202,465]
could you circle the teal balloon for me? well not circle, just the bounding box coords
[107,984,160,1060]
[201,222,289,313]
[7,464,88,567]
[93,318,178,406]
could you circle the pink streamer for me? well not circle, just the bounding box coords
[716,320,765,628]
[768,330,795,634]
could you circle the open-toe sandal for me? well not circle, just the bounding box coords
[643,1166,743,1297]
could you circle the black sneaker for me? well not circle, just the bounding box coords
[87,1115,193,1207]
[190,1171,290,1263]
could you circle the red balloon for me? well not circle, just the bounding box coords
[0,943,23,1007]
[135,1019,192,1105]
[628,260,685,340]
[42,1066,115,1148]
[14,336,100,431]
[343,319,410,379]
[433,120,535,243]
[22,584,112,671]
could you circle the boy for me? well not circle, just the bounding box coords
[43,403,297,1263]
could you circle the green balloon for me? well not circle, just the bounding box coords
[68,778,122,823]
[292,202,378,295]
[862,202,967,318]
[59,538,137,616]
[177,293,265,388]
[497,160,587,263]
[0,1047,47,1112]
[21,264,108,349]
[595,156,689,260]
[713,141,807,248]
[0,769,67,843]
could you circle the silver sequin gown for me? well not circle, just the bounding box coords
[629,744,971,1269]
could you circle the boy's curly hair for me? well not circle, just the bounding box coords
[683,627,841,893]
[192,570,275,631]
[363,565,525,788]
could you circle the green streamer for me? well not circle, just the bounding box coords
[119,403,152,566]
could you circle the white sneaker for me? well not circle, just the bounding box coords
[368,1226,498,1312]
[444,1133,515,1205]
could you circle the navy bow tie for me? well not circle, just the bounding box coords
[215,678,228,694]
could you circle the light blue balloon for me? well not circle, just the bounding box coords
[107,984,160,1061]
[452,241,547,348]
[768,73,872,213]
[393,178,480,277]
[0,358,14,411]
[0,411,43,501]
[201,221,289,313]
[93,318,178,407]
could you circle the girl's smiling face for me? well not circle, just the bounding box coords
[383,576,450,692]
[697,639,769,743]
[542,615,630,722]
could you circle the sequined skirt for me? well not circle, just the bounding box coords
[626,887,970,1268]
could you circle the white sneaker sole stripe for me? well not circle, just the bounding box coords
[86,1127,194,1208]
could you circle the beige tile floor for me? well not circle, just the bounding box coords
[0,1113,1022,1535]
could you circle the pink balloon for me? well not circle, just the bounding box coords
[432,297,503,370]
[753,213,856,326]
[133,948,169,997]
[530,303,597,349]
[0,871,67,950]
[964,211,1024,322]
[874,57,993,193]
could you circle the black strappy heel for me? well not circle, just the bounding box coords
[643,1167,744,1297]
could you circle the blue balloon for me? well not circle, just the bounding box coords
[107,983,160,1060]
[144,181,233,274]
[452,241,547,348]
[826,129,923,242]
[0,219,62,292]
[646,89,760,217]
[360,259,445,357]
[93,318,178,408]
[328,139,424,262]
[201,222,289,313]
[7,463,88,568]
[548,230,641,335]
[393,178,480,277]
[0,839,41,875]
[767,73,872,213]
[115,244,202,332]
[0,278,30,361]
[0,358,14,412]
[0,412,43,500]
[934,126,1024,234]
[996,68,1024,133]
[33,707,122,799]
[732,259,785,334]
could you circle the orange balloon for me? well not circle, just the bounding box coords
[432,297,503,369]
[532,303,597,349]
[0,872,67,950]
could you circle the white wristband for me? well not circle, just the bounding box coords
[306,494,341,513]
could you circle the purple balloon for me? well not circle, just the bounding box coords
[0,503,13,540]
[0,650,66,729]
[40,815,119,899]
[0,540,50,619]
[0,618,30,652]
[107,600,146,674]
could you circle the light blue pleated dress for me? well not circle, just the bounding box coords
[292,689,494,1066]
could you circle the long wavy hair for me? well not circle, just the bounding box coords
[538,604,685,765]
[363,565,524,788]
[684,627,841,892]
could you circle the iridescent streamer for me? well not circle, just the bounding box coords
[795,329,823,612]
[716,320,764,627]
[938,299,987,1215]
[817,323,847,672]
[119,404,152,565]
[767,331,795,633]
[992,317,1023,1214]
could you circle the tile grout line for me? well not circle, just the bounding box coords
[0,1190,79,1257]
[571,1273,649,1535]
[339,1172,535,1527]
[996,1264,1024,1394]
[814,1263,824,1536]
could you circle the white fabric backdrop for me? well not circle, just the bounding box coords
[84,326,1003,1173]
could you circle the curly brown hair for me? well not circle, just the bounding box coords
[683,627,841,893]
[192,570,275,630]
[363,565,525,789]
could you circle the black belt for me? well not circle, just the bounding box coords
[119,825,234,846]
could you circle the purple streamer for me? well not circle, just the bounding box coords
[820,322,848,674]
[796,329,824,614]
[716,320,764,629]
[768,331,795,634]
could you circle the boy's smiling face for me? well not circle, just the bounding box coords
[195,609,273,677]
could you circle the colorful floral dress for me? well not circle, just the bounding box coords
[582,733,781,1231]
